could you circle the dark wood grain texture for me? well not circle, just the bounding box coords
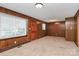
[47,21,65,37]
[0,6,47,52]
[65,17,75,41]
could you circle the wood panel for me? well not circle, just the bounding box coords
[65,17,75,41]
[65,10,79,47]
[47,21,65,37]
[76,17,79,46]
[28,20,38,40]
[37,22,47,38]
[0,40,8,49]
[7,39,16,48]
[74,17,77,45]
[0,36,27,49]
[74,10,79,47]
[28,19,47,40]
[0,6,47,52]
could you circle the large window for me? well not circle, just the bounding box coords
[0,12,28,39]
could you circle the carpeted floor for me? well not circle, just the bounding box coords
[0,36,79,56]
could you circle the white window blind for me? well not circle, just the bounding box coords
[0,12,28,39]
[42,23,46,30]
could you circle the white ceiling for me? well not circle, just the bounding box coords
[0,3,79,22]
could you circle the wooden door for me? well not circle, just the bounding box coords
[29,20,38,40]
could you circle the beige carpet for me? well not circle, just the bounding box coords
[0,36,79,56]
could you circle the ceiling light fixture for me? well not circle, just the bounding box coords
[35,3,43,8]
[54,22,60,24]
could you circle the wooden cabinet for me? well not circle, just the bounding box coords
[65,17,75,41]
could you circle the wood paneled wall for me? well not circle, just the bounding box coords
[47,21,65,37]
[28,19,47,40]
[65,10,79,47]
[65,17,75,41]
[74,10,79,47]
[0,6,79,51]
[0,7,47,52]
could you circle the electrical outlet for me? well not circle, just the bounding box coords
[14,41,17,44]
